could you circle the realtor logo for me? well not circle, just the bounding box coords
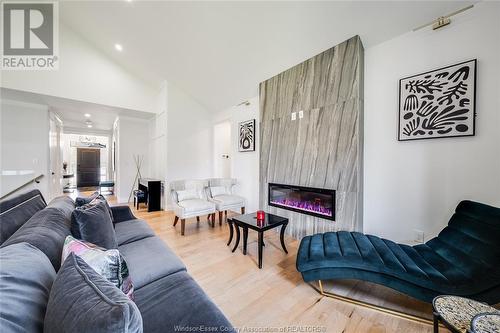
[1,1,59,70]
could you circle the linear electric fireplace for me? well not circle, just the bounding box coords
[268,183,335,220]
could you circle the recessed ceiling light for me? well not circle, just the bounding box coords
[114,44,123,52]
[84,113,91,118]
[87,124,93,128]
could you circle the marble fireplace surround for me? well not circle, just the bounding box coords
[259,35,364,239]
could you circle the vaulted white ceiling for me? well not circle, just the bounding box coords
[61,1,476,112]
[1,88,154,131]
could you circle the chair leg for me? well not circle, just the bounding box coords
[433,312,440,333]
[219,211,223,225]
[196,216,200,222]
[181,219,185,236]
[173,216,179,226]
[241,207,245,214]
[211,213,216,227]
[224,210,227,220]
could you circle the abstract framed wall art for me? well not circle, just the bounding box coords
[398,59,476,141]
[238,119,255,152]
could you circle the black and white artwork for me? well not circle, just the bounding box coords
[399,59,476,141]
[238,119,255,152]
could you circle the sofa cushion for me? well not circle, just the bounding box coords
[0,242,56,333]
[212,194,244,207]
[0,189,47,245]
[44,253,142,333]
[92,194,115,221]
[78,194,114,222]
[178,199,214,214]
[119,237,185,289]
[134,271,232,333]
[1,197,74,270]
[76,192,115,221]
[209,186,227,197]
[71,201,117,249]
[62,236,134,300]
[176,189,199,201]
[115,219,155,246]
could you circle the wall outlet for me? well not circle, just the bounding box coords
[298,110,304,119]
[414,229,425,243]
[291,112,296,121]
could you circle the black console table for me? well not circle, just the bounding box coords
[138,178,162,212]
[228,212,288,269]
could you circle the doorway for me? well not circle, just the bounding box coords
[77,148,100,187]
[63,134,110,191]
[213,121,231,178]
[48,114,63,200]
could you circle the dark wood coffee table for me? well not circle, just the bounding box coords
[227,212,288,269]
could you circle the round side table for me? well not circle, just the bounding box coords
[432,295,500,333]
[470,313,500,333]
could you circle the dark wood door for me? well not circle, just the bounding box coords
[77,148,100,187]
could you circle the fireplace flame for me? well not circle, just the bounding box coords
[270,198,332,217]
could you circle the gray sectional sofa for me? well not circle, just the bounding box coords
[0,190,233,332]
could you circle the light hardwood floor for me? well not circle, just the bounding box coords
[75,191,444,332]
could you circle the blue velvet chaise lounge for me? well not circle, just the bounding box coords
[296,200,500,321]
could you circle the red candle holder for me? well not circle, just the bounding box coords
[256,210,265,220]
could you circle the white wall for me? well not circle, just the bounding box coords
[48,112,63,200]
[148,81,168,208]
[213,121,231,178]
[115,116,150,203]
[166,83,213,182]
[364,2,500,243]
[214,96,260,212]
[0,100,50,200]
[149,81,168,181]
[1,23,157,113]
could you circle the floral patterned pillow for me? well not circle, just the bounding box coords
[61,236,134,300]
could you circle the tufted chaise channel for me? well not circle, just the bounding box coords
[296,200,500,304]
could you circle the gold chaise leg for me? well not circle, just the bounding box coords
[315,280,438,326]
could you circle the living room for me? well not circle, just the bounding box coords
[1,1,499,333]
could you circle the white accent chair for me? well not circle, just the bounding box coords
[170,180,216,236]
[207,178,246,225]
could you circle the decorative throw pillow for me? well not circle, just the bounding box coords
[210,186,228,197]
[75,191,99,207]
[82,194,114,222]
[0,242,56,333]
[44,253,143,333]
[176,189,199,202]
[61,236,134,300]
[71,201,117,249]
